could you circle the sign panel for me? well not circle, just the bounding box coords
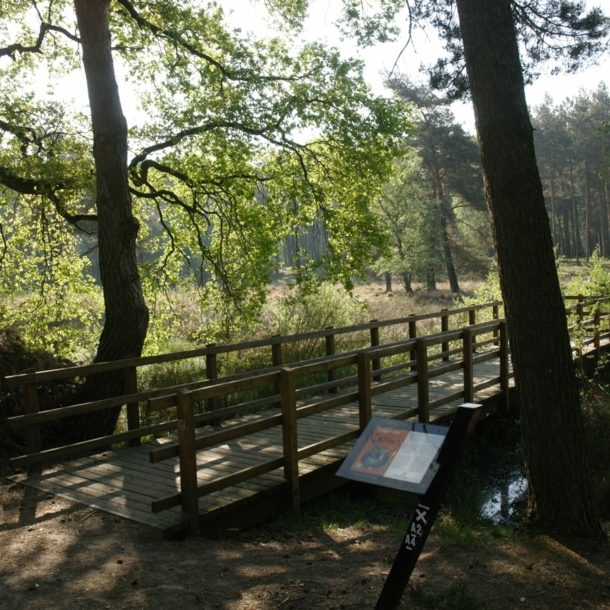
[336,417,448,495]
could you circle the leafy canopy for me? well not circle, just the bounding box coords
[0,0,412,353]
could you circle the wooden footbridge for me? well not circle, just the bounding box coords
[6,297,607,537]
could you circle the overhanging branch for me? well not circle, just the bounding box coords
[0,21,80,59]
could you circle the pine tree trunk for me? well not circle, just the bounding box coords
[384,272,392,293]
[433,167,460,293]
[69,0,149,441]
[570,160,581,265]
[585,156,592,261]
[455,0,604,539]
[439,205,460,293]
[401,273,413,294]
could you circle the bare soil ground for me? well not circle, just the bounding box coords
[2,461,610,610]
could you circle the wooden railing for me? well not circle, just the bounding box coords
[5,301,502,473]
[7,294,610,481]
[148,320,511,533]
[565,295,610,353]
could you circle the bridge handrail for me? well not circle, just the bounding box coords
[10,294,609,476]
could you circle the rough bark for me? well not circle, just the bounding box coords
[455,0,604,539]
[69,0,149,441]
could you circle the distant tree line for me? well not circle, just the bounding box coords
[533,83,610,263]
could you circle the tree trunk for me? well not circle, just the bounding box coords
[384,272,392,293]
[584,156,592,261]
[433,167,460,293]
[561,209,568,257]
[401,273,413,294]
[455,0,604,539]
[69,0,149,441]
[570,160,581,265]
[426,267,436,292]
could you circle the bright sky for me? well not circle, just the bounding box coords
[224,0,610,134]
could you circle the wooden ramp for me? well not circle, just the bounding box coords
[12,359,513,536]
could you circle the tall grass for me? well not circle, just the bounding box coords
[132,281,503,430]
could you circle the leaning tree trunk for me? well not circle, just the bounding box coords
[455,0,604,539]
[69,0,149,441]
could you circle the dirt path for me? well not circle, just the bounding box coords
[2,465,610,610]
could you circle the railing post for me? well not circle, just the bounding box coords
[325,326,337,393]
[463,328,475,403]
[23,369,41,474]
[370,320,381,382]
[271,335,283,405]
[357,351,372,430]
[594,305,601,351]
[124,360,140,447]
[409,315,417,371]
[176,388,200,535]
[499,321,510,414]
[492,304,499,346]
[441,309,449,361]
[416,338,429,424]
[576,294,584,321]
[575,296,584,359]
[469,307,477,353]
[206,343,220,425]
[280,367,300,510]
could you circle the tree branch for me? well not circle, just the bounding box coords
[0,21,80,59]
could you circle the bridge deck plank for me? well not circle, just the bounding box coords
[11,359,511,531]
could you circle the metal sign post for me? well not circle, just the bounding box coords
[375,404,483,610]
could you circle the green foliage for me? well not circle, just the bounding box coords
[265,282,368,360]
[566,248,610,297]
[0,197,103,360]
[463,263,503,304]
[373,151,443,288]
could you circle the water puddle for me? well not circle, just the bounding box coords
[481,474,527,525]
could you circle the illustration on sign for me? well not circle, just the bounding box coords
[350,426,408,477]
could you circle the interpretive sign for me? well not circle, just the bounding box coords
[336,418,448,495]
[337,404,484,610]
